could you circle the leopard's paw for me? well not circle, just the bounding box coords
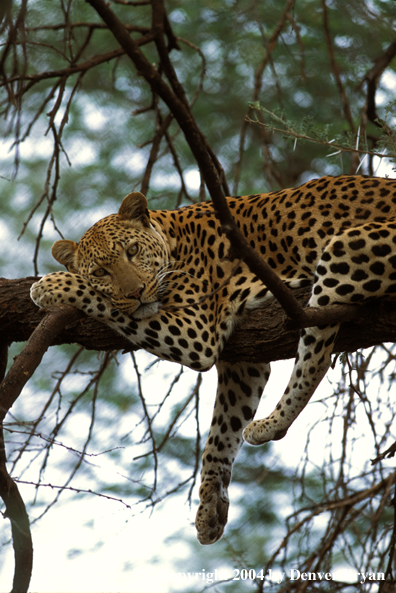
[30,272,85,310]
[195,475,229,545]
[243,418,288,445]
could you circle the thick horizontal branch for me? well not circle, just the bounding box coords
[1,277,396,366]
[222,291,396,364]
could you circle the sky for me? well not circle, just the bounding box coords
[2,352,383,593]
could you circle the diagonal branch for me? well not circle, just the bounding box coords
[363,38,396,127]
[86,0,226,201]
[86,0,309,323]
[0,305,84,593]
[322,0,355,134]
[0,305,84,422]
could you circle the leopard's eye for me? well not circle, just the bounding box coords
[127,244,138,259]
[92,268,108,278]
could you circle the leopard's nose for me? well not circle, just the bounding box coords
[126,286,144,299]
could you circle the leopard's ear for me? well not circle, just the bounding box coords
[118,192,150,228]
[52,240,79,272]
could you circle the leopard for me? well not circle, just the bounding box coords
[31,174,396,545]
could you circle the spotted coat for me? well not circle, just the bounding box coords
[31,174,396,544]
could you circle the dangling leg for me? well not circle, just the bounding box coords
[195,360,270,544]
[243,321,339,445]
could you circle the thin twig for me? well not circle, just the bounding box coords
[246,114,390,159]
[131,352,158,499]
[234,0,294,193]
[322,0,355,134]
[13,478,134,509]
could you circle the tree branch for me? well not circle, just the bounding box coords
[322,0,355,134]
[1,277,396,366]
[83,0,318,326]
[362,38,396,127]
[234,0,295,193]
[0,274,394,591]
[0,304,84,422]
[245,113,390,159]
[0,346,32,593]
[86,0,227,200]
[0,450,33,593]
[0,303,85,593]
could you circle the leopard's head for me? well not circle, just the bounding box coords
[52,192,169,316]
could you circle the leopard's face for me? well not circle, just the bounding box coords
[82,224,168,316]
[52,200,170,316]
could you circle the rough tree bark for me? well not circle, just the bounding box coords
[2,277,396,366]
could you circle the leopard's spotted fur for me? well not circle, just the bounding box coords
[31,175,396,544]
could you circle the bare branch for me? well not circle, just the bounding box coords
[140,109,173,196]
[86,0,228,201]
[83,0,314,325]
[1,48,124,90]
[361,38,396,127]
[0,305,84,422]
[0,448,33,593]
[234,0,295,193]
[0,342,33,593]
[322,0,355,134]
[131,352,158,500]
[0,304,86,593]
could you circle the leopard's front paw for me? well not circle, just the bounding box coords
[30,272,84,310]
[195,475,229,545]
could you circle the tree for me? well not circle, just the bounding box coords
[1,0,396,591]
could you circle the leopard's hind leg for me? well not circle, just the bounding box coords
[243,320,340,445]
[244,219,396,445]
